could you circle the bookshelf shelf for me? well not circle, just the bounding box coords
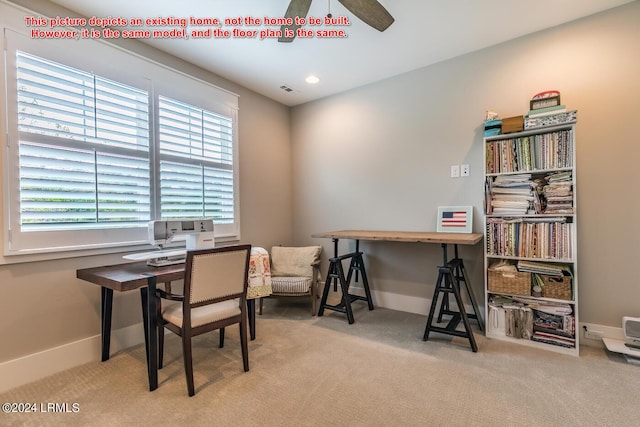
[486,255,573,263]
[486,167,573,177]
[484,121,579,356]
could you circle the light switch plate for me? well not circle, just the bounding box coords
[450,165,460,178]
[461,164,470,177]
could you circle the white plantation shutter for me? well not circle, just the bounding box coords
[3,27,239,257]
[19,143,150,228]
[158,96,235,224]
[16,52,150,231]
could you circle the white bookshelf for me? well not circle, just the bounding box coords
[483,122,579,356]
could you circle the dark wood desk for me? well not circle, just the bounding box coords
[77,260,262,391]
[77,262,181,391]
[312,230,484,351]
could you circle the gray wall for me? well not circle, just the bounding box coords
[0,1,293,362]
[1,0,639,366]
[291,2,640,327]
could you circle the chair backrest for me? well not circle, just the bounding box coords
[183,245,251,309]
[270,246,322,278]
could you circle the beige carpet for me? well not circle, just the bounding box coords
[1,298,639,427]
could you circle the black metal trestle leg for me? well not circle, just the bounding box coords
[423,244,484,352]
[318,251,373,324]
[435,267,485,333]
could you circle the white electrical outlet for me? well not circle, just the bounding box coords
[450,165,460,178]
[461,164,470,177]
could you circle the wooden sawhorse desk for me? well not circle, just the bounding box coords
[312,230,484,351]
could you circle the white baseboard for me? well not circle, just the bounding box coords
[0,322,145,394]
[349,286,486,320]
[579,322,624,347]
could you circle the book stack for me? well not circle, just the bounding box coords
[524,90,578,129]
[531,308,576,348]
[488,174,536,215]
[516,260,571,276]
[488,295,575,347]
[543,171,573,214]
[527,104,567,117]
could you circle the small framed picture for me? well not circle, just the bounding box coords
[437,206,473,233]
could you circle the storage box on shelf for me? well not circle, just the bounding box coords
[483,120,579,356]
[487,263,532,296]
[501,115,524,134]
[538,273,572,300]
[525,110,577,129]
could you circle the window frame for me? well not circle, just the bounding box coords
[2,27,240,260]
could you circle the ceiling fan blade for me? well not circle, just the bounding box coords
[278,0,312,43]
[337,0,394,32]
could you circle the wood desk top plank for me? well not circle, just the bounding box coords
[77,262,185,292]
[311,230,482,245]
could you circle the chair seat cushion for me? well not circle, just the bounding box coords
[162,299,241,328]
[271,276,312,295]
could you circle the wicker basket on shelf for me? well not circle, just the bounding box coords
[488,269,531,296]
[540,275,572,300]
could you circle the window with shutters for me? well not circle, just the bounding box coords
[17,52,151,232]
[3,35,239,257]
[158,96,234,223]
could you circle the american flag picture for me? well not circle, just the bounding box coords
[437,206,473,233]
[441,211,467,228]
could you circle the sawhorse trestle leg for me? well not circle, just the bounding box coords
[423,244,484,352]
[318,251,373,324]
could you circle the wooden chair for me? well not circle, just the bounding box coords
[156,245,251,396]
[259,246,322,316]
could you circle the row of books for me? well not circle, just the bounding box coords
[485,129,573,174]
[486,217,573,260]
[485,171,574,215]
[489,296,575,348]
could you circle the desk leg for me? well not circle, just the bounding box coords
[140,277,158,392]
[247,299,256,340]
[140,288,150,365]
[454,245,484,332]
[437,244,450,323]
[332,238,339,292]
[101,287,113,362]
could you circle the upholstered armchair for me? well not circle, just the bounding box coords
[259,246,322,316]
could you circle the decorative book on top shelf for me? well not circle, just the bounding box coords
[483,121,578,357]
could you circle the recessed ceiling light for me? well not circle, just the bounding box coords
[305,75,320,84]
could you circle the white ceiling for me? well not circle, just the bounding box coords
[48,0,633,106]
